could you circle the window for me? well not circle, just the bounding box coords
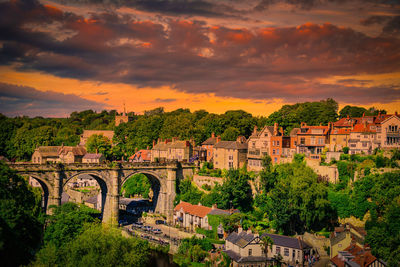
[284,248,289,256]
[273,149,275,155]
[300,138,305,145]
[248,249,252,256]
[264,133,268,137]
[272,141,276,146]
[292,249,296,259]
[277,141,280,146]
[252,142,256,148]
[276,149,279,154]
[276,246,281,255]
[274,157,277,163]
[318,138,324,145]
[311,136,316,145]
[228,162,233,168]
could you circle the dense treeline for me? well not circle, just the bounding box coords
[0,99,387,161]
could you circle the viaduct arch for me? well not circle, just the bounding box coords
[10,162,195,225]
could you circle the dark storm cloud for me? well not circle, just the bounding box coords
[1,0,400,104]
[361,15,400,36]
[0,83,107,117]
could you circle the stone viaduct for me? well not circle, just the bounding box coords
[8,161,195,225]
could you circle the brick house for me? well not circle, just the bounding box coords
[213,136,248,170]
[348,123,380,155]
[380,113,400,149]
[201,133,221,162]
[296,122,330,160]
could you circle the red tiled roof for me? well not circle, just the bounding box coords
[334,117,356,127]
[330,255,345,267]
[129,149,151,161]
[346,244,377,266]
[331,128,351,135]
[351,123,377,133]
[174,201,212,218]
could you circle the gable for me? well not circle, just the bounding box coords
[382,115,400,126]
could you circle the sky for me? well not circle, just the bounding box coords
[0,0,399,117]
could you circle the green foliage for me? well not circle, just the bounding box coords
[34,224,150,267]
[198,163,222,177]
[342,147,349,154]
[221,127,240,141]
[174,236,212,265]
[121,174,151,198]
[175,178,205,205]
[266,98,338,134]
[85,134,112,159]
[339,105,386,118]
[0,162,43,267]
[44,202,100,248]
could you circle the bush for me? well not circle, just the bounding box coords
[343,147,349,154]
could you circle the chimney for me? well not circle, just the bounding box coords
[301,122,306,127]
[185,140,190,147]
[280,127,284,135]
[253,125,258,134]
[153,140,156,147]
[347,115,350,119]
[396,111,398,116]
[362,112,365,117]
[198,202,202,206]
[274,122,278,135]
[238,227,243,234]
[211,132,215,138]
[212,204,217,210]
[216,136,221,143]
[247,229,252,234]
[135,147,138,152]
[146,146,149,150]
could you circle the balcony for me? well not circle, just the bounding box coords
[383,142,400,148]
[248,149,260,155]
[386,129,400,137]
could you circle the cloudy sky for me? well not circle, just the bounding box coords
[0,0,399,117]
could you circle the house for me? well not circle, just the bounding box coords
[330,223,366,258]
[151,138,193,162]
[295,122,330,160]
[247,125,274,171]
[82,153,106,163]
[213,136,248,170]
[58,145,87,163]
[79,130,114,146]
[173,201,234,232]
[224,229,312,267]
[31,146,61,164]
[192,146,207,162]
[129,149,151,163]
[330,243,386,267]
[329,127,351,152]
[348,123,380,155]
[201,133,221,162]
[380,113,400,149]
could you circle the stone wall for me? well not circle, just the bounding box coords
[301,232,330,257]
[305,159,339,183]
[65,188,99,203]
[193,174,223,189]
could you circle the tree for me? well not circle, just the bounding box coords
[85,134,111,159]
[34,224,150,267]
[219,169,253,212]
[221,127,240,141]
[261,235,274,264]
[121,174,152,198]
[0,162,43,267]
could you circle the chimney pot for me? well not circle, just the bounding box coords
[211,132,215,138]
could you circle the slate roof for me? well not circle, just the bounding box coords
[224,250,270,263]
[262,233,311,250]
[208,208,239,216]
[59,146,87,156]
[214,141,248,150]
[290,128,300,136]
[226,231,256,248]
[202,136,219,145]
[152,140,190,150]
[35,146,61,157]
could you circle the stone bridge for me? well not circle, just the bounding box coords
[8,162,195,225]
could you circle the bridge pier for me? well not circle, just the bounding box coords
[103,170,120,226]
[47,171,62,214]
[166,165,177,224]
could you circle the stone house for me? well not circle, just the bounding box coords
[247,125,274,171]
[82,153,106,163]
[329,127,351,152]
[213,136,248,170]
[295,123,330,160]
[79,130,114,146]
[330,243,386,267]
[173,201,234,232]
[224,229,312,267]
[151,138,193,162]
[58,146,87,163]
[31,146,61,164]
[380,113,400,149]
[201,133,221,162]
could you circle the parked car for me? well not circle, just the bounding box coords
[143,226,153,232]
[152,228,162,234]
[155,220,166,225]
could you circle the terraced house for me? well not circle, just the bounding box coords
[224,229,312,267]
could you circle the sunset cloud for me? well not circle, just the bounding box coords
[0,0,399,116]
[0,82,107,117]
